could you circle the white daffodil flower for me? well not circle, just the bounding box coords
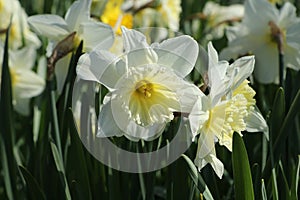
[202,2,244,41]
[0,44,45,115]
[189,42,268,178]
[220,0,300,84]
[0,0,41,50]
[28,0,114,93]
[77,27,200,141]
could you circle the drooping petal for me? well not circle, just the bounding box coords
[65,0,91,31]
[27,15,70,40]
[13,68,45,99]
[246,106,269,140]
[153,35,199,78]
[78,21,114,51]
[194,147,224,179]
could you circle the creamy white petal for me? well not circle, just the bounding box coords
[54,55,71,94]
[278,2,299,29]
[246,106,269,140]
[153,35,199,78]
[10,47,36,70]
[64,0,91,31]
[78,21,114,51]
[188,96,210,140]
[13,69,45,99]
[28,15,70,40]
[229,55,255,91]
[178,83,204,114]
[253,43,278,84]
[243,0,278,34]
[195,128,215,160]
[76,50,126,89]
[194,148,224,179]
[121,27,158,67]
[97,99,124,138]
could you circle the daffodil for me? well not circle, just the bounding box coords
[0,0,41,50]
[202,1,244,41]
[0,44,45,115]
[134,0,182,31]
[220,0,300,84]
[28,0,114,93]
[77,27,200,141]
[189,42,268,178]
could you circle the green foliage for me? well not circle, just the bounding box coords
[0,0,299,199]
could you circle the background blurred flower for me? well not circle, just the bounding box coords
[28,0,114,93]
[202,1,244,41]
[0,44,45,115]
[133,0,182,31]
[220,0,300,84]
[77,27,199,141]
[189,42,268,178]
[0,0,41,50]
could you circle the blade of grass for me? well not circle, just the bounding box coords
[181,154,214,200]
[0,24,18,200]
[50,142,71,199]
[19,166,46,200]
[232,132,254,200]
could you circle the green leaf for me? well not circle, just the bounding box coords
[67,109,92,200]
[274,88,300,160]
[0,25,17,200]
[232,132,254,200]
[50,142,71,200]
[19,166,46,200]
[291,155,300,200]
[181,154,214,200]
[271,88,285,141]
[261,179,267,200]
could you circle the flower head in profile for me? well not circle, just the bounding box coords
[202,2,244,41]
[77,27,200,141]
[220,0,300,84]
[0,45,45,115]
[28,0,114,93]
[189,42,269,178]
[0,0,41,50]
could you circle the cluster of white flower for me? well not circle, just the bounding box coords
[0,0,44,115]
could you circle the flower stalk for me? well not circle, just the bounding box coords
[269,21,285,87]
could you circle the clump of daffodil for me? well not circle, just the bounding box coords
[0,0,41,50]
[201,1,244,41]
[77,27,200,141]
[189,42,269,178]
[0,44,45,115]
[220,0,300,84]
[28,0,114,93]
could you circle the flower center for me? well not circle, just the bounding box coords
[204,81,256,151]
[135,80,153,98]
